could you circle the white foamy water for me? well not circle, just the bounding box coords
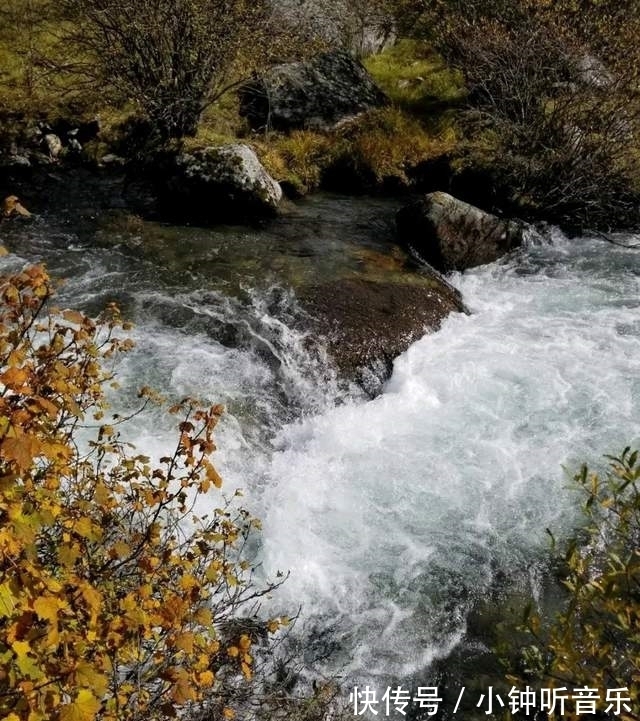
[257,231,640,678]
[2,213,639,685]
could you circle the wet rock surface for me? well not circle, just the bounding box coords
[299,272,466,391]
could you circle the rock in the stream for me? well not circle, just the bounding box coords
[300,273,465,392]
[238,49,388,132]
[396,191,523,272]
[162,144,282,223]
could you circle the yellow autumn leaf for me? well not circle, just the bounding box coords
[197,670,215,687]
[75,661,109,697]
[171,676,197,705]
[93,482,110,506]
[1,435,40,471]
[78,584,102,617]
[109,541,130,559]
[174,632,195,654]
[59,689,101,721]
[16,652,44,681]
[58,543,81,568]
[0,582,17,618]
[193,607,212,625]
[222,707,235,719]
[11,640,30,657]
[72,516,102,541]
[35,395,59,418]
[205,461,223,489]
[33,595,63,623]
[62,309,86,326]
[3,284,19,304]
[179,574,199,592]
[0,366,30,388]
[205,560,222,582]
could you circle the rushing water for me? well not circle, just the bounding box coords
[2,197,640,689]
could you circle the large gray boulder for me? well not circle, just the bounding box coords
[396,192,523,272]
[164,144,282,223]
[238,50,387,132]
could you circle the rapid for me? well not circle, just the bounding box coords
[2,195,639,685]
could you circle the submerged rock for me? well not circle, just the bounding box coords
[238,49,387,132]
[300,273,465,391]
[162,144,282,224]
[396,191,523,272]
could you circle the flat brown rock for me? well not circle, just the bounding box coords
[300,274,465,388]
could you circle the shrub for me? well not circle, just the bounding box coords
[0,264,286,721]
[518,449,640,719]
[413,0,640,229]
[55,0,279,141]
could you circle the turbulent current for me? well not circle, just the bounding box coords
[2,195,640,687]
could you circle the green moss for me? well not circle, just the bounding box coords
[364,39,466,114]
[185,93,249,151]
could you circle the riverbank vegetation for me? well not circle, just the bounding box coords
[508,450,640,720]
[0,265,288,720]
[2,0,640,230]
[0,265,357,721]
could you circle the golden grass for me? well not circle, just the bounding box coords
[253,130,338,194]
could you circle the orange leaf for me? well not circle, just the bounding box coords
[197,670,215,687]
[1,367,29,388]
[62,309,86,325]
[1,435,40,471]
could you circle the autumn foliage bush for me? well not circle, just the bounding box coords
[516,449,640,720]
[0,264,286,721]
